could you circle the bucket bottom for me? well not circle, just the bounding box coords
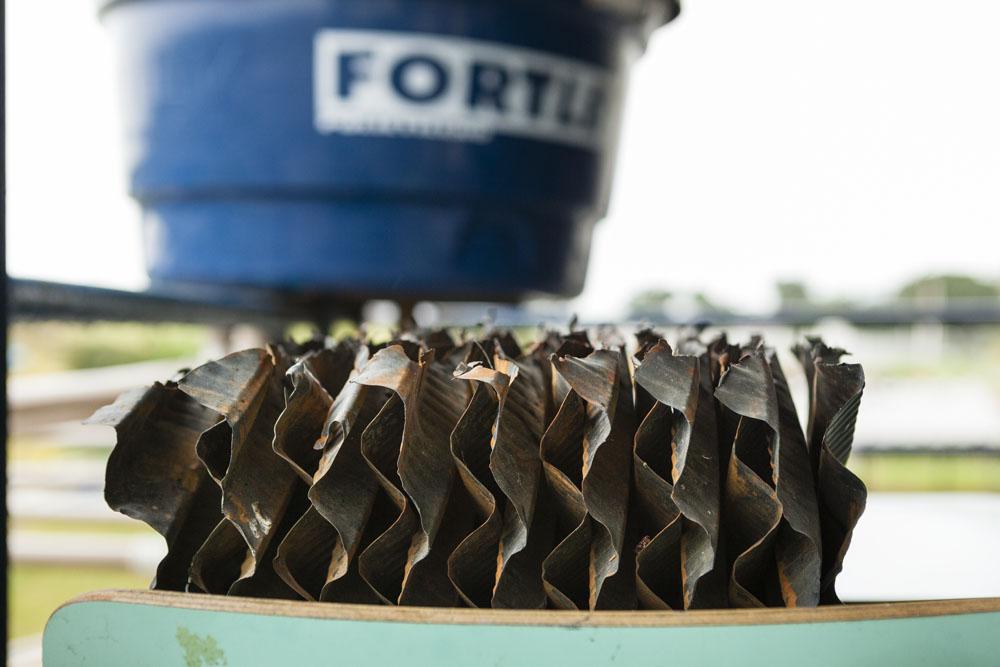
[141,199,593,301]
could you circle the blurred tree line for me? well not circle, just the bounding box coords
[628,273,999,319]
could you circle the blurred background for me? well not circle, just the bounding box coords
[6,0,1000,664]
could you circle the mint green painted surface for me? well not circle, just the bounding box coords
[44,601,1000,666]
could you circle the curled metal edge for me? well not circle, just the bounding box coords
[272,343,357,483]
[178,348,302,591]
[272,342,392,602]
[309,344,392,603]
[188,519,247,595]
[321,491,398,603]
[272,507,338,600]
[551,349,636,609]
[798,340,867,603]
[447,383,503,607]
[358,394,417,604]
[229,487,310,600]
[715,352,783,607]
[767,350,823,607]
[190,486,308,601]
[452,353,549,608]
[354,345,471,605]
[635,339,723,609]
[631,398,683,609]
[540,390,590,609]
[489,355,549,609]
[91,382,222,591]
[536,331,603,610]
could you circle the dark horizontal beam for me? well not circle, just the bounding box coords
[9,278,360,329]
[11,278,1000,329]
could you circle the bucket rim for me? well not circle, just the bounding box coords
[588,0,681,28]
[97,0,681,28]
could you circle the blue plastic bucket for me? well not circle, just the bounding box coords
[101,0,680,300]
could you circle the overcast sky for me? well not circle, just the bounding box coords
[7,0,999,319]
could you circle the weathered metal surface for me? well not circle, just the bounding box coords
[539,388,590,609]
[357,394,417,604]
[546,348,636,609]
[448,376,506,607]
[90,382,221,590]
[450,347,550,608]
[178,347,306,597]
[768,351,823,607]
[272,342,358,482]
[715,350,784,607]
[97,330,867,609]
[309,344,392,603]
[354,341,472,606]
[633,338,723,609]
[795,339,867,603]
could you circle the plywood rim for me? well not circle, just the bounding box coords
[55,590,1000,628]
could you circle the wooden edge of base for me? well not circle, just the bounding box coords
[51,590,1000,628]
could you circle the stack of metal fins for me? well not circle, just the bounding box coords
[93,328,866,609]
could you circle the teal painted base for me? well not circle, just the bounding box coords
[43,591,1000,666]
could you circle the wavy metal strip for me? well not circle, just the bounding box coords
[177,347,305,593]
[447,383,502,607]
[797,339,867,603]
[551,349,636,609]
[767,351,823,607]
[355,345,471,605]
[715,352,784,607]
[357,394,418,604]
[451,352,549,608]
[307,344,392,603]
[635,339,723,609]
[540,390,589,609]
[91,382,222,591]
[272,343,357,482]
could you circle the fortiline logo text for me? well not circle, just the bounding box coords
[314,29,615,150]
